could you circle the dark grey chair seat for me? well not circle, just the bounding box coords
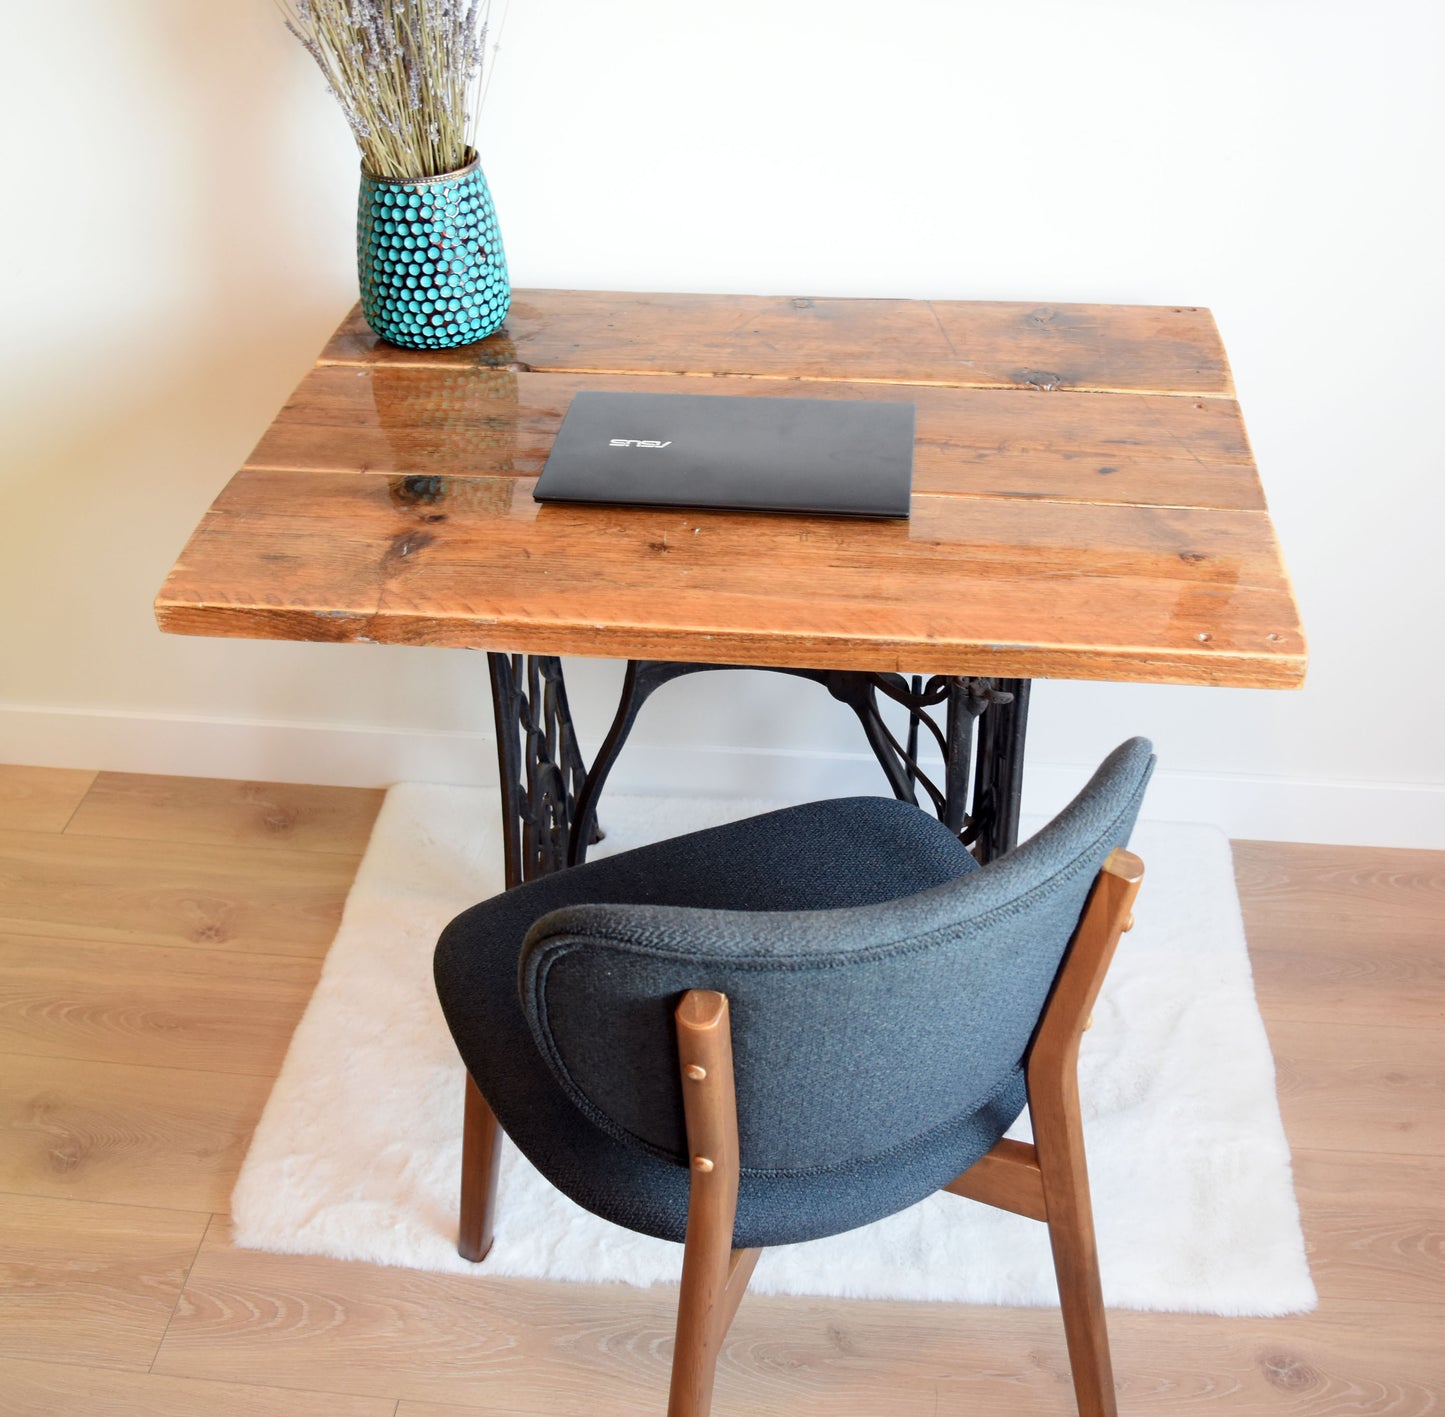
[434,738,1154,1249]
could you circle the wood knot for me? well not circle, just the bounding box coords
[1259,1351,1318,1392]
[49,1146,83,1173]
[390,475,445,506]
[387,529,436,561]
[1017,369,1064,391]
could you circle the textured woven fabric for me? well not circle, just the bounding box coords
[434,738,1154,1246]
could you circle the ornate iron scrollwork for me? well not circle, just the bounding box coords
[487,653,592,890]
[489,654,1032,888]
[837,672,1011,841]
[566,663,1031,871]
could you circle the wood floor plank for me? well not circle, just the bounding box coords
[0,933,319,1075]
[0,829,358,954]
[398,1404,535,1417]
[0,1054,275,1211]
[1247,924,1444,1031]
[155,1222,1445,1414]
[1267,1017,1445,1157]
[65,772,385,855]
[155,1223,1035,1412]
[154,1219,718,1411]
[1293,1150,1445,1306]
[1103,1302,1445,1414]
[0,1193,206,1370]
[1234,840,1445,942]
[0,765,96,833]
[0,1357,398,1417]
[1236,840,1445,1031]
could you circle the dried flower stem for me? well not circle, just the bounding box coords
[275,0,495,179]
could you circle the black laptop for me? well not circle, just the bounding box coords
[533,390,915,518]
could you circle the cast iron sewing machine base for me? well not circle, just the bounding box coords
[488,655,1031,891]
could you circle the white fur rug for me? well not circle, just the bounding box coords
[233,787,1316,1316]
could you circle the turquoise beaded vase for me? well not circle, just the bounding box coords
[357,149,510,350]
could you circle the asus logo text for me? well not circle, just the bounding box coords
[609,438,672,448]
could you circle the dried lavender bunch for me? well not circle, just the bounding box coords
[276,0,495,179]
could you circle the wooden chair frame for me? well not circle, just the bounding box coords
[457,847,1144,1417]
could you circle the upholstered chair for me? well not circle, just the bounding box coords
[434,736,1155,1416]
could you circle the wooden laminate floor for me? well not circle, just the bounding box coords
[0,764,1441,1415]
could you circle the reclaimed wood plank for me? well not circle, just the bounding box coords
[250,365,1262,510]
[159,289,1301,697]
[931,299,1234,398]
[318,291,1233,398]
[155,466,1305,686]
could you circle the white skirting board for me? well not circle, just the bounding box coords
[4,701,1442,848]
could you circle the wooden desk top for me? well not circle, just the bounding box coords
[155,290,1306,687]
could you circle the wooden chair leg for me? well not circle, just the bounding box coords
[945,1124,1113,1416]
[1035,1094,1116,1417]
[1026,848,1143,1417]
[459,1072,504,1262]
[669,991,759,1417]
[671,1242,760,1417]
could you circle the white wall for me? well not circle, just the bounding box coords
[2,0,1442,846]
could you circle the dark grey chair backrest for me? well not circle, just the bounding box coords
[520,737,1154,1174]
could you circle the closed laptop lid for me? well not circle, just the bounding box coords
[533,390,915,518]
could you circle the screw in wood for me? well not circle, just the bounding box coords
[684,1065,707,1081]
[693,1156,714,1173]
